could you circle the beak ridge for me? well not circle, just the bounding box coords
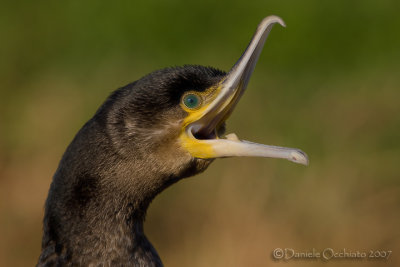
[223,15,286,92]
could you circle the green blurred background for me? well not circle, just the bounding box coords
[1,0,399,266]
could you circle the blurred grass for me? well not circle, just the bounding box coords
[1,0,400,266]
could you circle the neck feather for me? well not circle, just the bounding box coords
[39,170,164,266]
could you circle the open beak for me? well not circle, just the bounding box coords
[180,16,309,165]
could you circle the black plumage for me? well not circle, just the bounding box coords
[38,66,226,266]
[38,16,308,267]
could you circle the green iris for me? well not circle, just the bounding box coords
[183,93,201,109]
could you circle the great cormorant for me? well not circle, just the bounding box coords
[38,16,308,266]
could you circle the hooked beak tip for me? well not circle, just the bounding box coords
[260,15,286,29]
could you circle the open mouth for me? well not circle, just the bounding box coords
[180,16,309,165]
[192,128,220,140]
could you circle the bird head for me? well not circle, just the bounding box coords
[99,16,308,181]
[38,17,310,266]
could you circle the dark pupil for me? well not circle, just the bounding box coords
[184,94,199,108]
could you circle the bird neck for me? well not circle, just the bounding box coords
[38,140,170,266]
[39,171,164,266]
[39,119,186,266]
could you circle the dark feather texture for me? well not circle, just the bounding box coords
[38,65,226,266]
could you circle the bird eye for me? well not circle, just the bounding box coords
[182,93,201,109]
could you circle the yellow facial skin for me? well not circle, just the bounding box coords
[179,132,216,159]
[179,86,221,159]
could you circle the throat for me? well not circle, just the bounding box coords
[38,119,193,266]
